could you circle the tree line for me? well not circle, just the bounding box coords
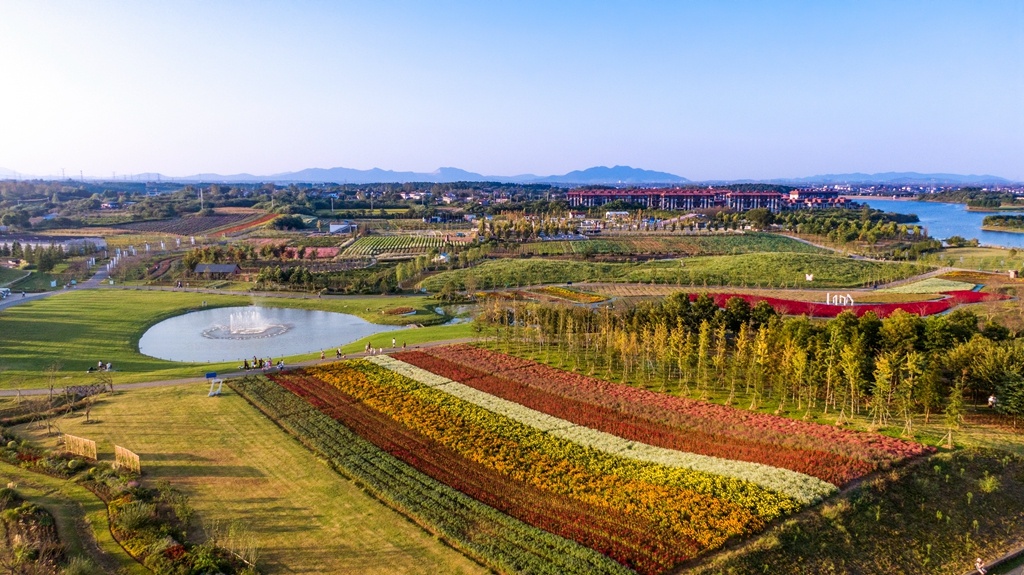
[480,294,1024,442]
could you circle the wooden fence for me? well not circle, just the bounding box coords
[114,445,141,474]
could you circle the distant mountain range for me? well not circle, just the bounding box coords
[175,164,691,185]
[0,165,1016,186]
[761,172,1015,186]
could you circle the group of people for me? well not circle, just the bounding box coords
[87,361,112,373]
[360,338,406,356]
[242,356,283,372]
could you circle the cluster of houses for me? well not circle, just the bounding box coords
[567,188,849,213]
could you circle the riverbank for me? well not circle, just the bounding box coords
[982,226,1024,235]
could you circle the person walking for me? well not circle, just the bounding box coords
[975,557,987,574]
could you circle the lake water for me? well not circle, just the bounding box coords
[139,306,398,363]
[860,199,1024,249]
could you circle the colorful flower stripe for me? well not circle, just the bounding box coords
[305,361,793,550]
[269,370,694,574]
[369,355,835,504]
[394,349,873,486]
[233,376,636,575]
[416,345,931,467]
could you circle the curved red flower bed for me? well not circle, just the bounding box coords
[691,289,1008,318]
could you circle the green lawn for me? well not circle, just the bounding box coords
[13,385,486,575]
[0,290,470,388]
[420,253,931,292]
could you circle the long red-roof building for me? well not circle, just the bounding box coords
[567,188,848,213]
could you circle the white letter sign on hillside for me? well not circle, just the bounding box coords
[825,293,855,306]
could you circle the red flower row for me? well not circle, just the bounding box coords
[394,350,872,485]
[410,345,932,471]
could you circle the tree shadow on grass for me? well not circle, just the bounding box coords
[138,452,213,462]
[164,465,264,478]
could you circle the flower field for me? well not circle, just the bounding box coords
[687,289,1008,318]
[250,345,934,574]
[532,285,608,303]
[394,345,931,485]
[229,375,630,575]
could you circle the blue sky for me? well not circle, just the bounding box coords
[0,1,1021,180]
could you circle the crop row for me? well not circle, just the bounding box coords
[342,236,446,256]
[118,214,251,235]
[369,355,834,504]
[408,345,931,477]
[228,375,631,575]
[213,213,278,236]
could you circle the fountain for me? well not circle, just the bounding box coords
[229,309,275,335]
[139,305,399,362]
[202,308,290,340]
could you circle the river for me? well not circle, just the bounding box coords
[858,199,1024,249]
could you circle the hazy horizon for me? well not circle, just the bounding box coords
[1,2,1021,181]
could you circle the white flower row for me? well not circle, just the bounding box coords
[370,355,837,504]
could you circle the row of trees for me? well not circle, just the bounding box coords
[480,295,1024,441]
[0,241,87,272]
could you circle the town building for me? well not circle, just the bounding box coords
[567,187,848,213]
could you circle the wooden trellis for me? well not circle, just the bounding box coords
[114,445,141,474]
[63,434,97,460]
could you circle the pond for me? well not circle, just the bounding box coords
[139,306,399,363]
[861,199,1024,249]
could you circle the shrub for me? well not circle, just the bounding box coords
[113,501,155,532]
[62,556,103,575]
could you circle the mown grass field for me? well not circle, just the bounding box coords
[0,290,469,388]
[11,385,486,575]
[421,253,931,292]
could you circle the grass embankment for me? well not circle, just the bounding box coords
[11,386,486,575]
[0,461,148,574]
[0,265,62,292]
[0,266,30,286]
[879,277,978,294]
[922,247,1024,272]
[689,449,1024,575]
[421,253,931,292]
[0,290,468,388]
[508,232,826,257]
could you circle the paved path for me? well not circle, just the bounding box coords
[0,265,110,311]
[0,337,479,397]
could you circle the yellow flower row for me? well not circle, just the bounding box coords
[309,360,799,550]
